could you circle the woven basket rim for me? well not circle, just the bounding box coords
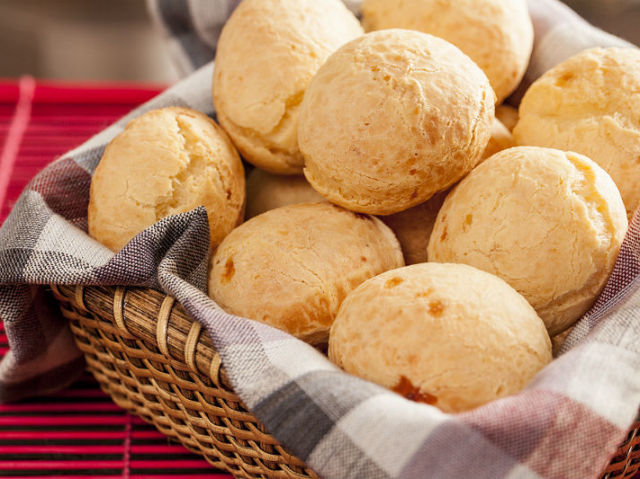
[52,283,236,388]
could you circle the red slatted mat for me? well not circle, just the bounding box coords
[0,77,232,479]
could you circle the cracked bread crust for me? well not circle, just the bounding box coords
[513,47,640,219]
[361,0,533,103]
[88,107,245,252]
[328,263,551,413]
[208,202,404,344]
[212,0,363,174]
[298,29,494,215]
[427,147,628,335]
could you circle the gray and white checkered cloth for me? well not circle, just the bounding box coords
[1,1,639,478]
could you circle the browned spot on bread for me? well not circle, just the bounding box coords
[429,300,445,316]
[385,277,404,289]
[221,258,235,283]
[463,214,473,231]
[393,376,437,405]
[415,288,433,298]
[440,226,448,241]
[556,71,575,87]
[409,169,417,175]
[361,256,367,262]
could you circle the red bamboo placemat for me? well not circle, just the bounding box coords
[0,77,232,478]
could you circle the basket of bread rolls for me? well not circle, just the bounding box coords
[49,0,640,478]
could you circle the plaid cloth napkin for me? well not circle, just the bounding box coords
[1,1,639,478]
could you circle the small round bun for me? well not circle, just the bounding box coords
[89,107,245,252]
[299,29,494,215]
[361,0,533,103]
[514,47,640,218]
[209,203,404,344]
[495,104,519,132]
[245,168,323,219]
[329,263,551,413]
[213,0,363,174]
[379,192,446,265]
[481,118,514,161]
[428,147,627,335]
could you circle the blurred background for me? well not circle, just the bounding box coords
[0,0,178,83]
[563,0,640,43]
[0,0,638,84]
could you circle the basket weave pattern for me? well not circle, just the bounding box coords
[50,284,639,479]
[50,284,317,479]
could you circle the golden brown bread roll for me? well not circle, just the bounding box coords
[299,29,494,215]
[428,146,627,335]
[495,104,519,132]
[379,192,446,265]
[89,107,245,251]
[329,262,552,413]
[514,47,640,219]
[361,0,533,103]
[481,118,515,161]
[245,168,323,219]
[213,0,363,174]
[209,203,404,344]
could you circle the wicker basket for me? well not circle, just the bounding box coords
[50,283,640,479]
